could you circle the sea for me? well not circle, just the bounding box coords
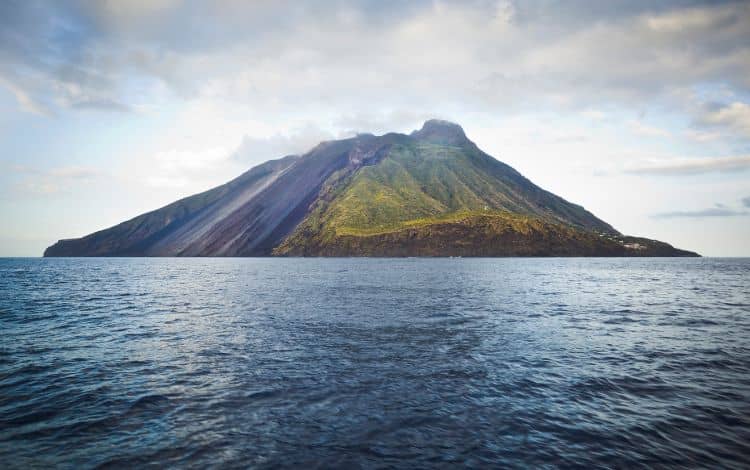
[1,257,748,468]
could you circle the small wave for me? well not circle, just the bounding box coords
[676,318,720,327]
[245,389,282,401]
[602,316,639,324]
[125,394,171,417]
[571,375,678,400]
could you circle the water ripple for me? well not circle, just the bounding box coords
[0,257,748,468]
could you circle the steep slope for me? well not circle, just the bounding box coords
[44,120,699,257]
[44,155,298,257]
[44,135,383,256]
[275,120,627,256]
[279,121,614,249]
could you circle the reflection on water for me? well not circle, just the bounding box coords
[1,257,749,467]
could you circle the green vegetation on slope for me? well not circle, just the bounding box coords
[275,139,622,256]
[275,209,696,257]
[275,210,617,256]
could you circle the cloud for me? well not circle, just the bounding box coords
[69,98,131,112]
[229,112,438,164]
[684,129,723,142]
[625,155,750,175]
[231,125,334,163]
[656,208,749,218]
[694,101,750,138]
[644,3,739,33]
[143,146,233,189]
[3,165,103,197]
[10,165,100,179]
[0,0,139,115]
[48,167,100,179]
[652,198,750,219]
[332,110,435,137]
[581,109,607,121]
[1,0,749,126]
[653,208,749,218]
[628,120,672,138]
[0,76,51,116]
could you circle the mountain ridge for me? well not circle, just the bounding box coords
[44,120,699,257]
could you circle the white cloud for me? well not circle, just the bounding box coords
[93,0,181,22]
[696,102,750,137]
[625,155,750,175]
[231,125,334,163]
[3,165,103,197]
[0,76,51,116]
[653,208,748,218]
[628,120,672,138]
[644,4,739,33]
[155,147,230,171]
[2,1,749,128]
[581,109,607,121]
[684,129,723,142]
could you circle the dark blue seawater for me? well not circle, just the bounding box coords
[1,258,749,468]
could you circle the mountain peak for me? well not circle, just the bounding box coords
[411,119,468,145]
[44,119,698,258]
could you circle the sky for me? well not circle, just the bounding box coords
[1,0,749,256]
